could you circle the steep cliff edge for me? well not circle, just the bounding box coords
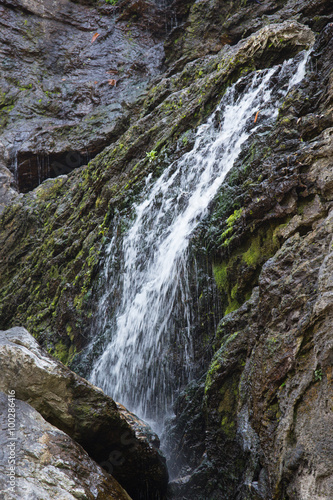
[166,17,333,500]
[0,0,318,364]
[0,0,333,498]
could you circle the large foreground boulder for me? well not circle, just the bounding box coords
[0,327,168,500]
[0,391,131,500]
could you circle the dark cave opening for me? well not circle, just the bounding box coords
[14,149,99,193]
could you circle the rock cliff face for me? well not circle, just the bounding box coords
[0,0,167,192]
[0,0,333,498]
[165,16,333,500]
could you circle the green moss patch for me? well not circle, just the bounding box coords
[213,222,283,316]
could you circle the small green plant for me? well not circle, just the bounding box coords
[226,208,243,226]
[146,150,158,163]
[105,0,118,4]
[314,368,323,382]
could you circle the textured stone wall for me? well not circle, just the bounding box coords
[0,0,332,498]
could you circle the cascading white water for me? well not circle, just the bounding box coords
[89,52,309,429]
[11,151,18,188]
[37,154,51,186]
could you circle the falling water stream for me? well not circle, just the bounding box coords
[89,52,309,431]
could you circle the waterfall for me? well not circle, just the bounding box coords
[89,52,309,429]
[11,150,18,188]
[37,153,51,187]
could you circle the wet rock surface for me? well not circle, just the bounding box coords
[0,0,333,498]
[164,0,333,70]
[0,165,19,215]
[0,0,166,192]
[0,327,168,500]
[0,392,132,500]
[0,18,314,361]
[165,18,333,500]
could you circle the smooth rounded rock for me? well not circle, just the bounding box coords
[0,391,132,500]
[0,327,168,500]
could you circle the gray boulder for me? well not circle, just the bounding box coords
[0,327,168,500]
[0,391,132,500]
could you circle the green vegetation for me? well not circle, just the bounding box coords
[213,222,283,318]
[218,208,243,247]
[19,83,32,91]
[146,150,158,163]
[218,374,239,439]
[205,331,239,393]
[53,341,76,365]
